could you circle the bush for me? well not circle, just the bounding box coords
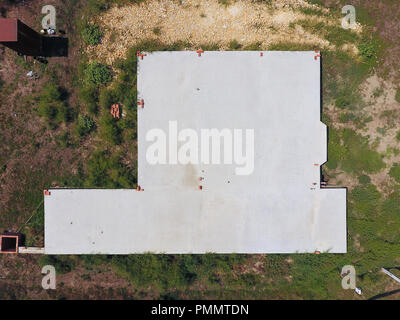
[396,130,400,142]
[99,114,121,145]
[358,174,371,185]
[99,88,117,110]
[79,85,99,114]
[37,84,69,125]
[75,115,96,137]
[228,39,242,50]
[81,23,102,46]
[84,62,112,85]
[389,163,400,183]
[358,40,376,59]
[334,88,356,110]
[85,150,136,188]
[350,184,381,216]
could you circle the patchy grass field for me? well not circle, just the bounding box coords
[0,0,400,300]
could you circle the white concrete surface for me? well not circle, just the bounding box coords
[44,51,347,254]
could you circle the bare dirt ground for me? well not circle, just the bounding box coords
[0,254,151,299]
[88,0,362,65]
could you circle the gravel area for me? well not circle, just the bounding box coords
[88,0,338,64]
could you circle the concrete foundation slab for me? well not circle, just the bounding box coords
[44,51,347,254]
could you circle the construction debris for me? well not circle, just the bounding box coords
[110,103,120,119]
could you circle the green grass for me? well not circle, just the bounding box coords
[351,184,381,216]
[81,23,103,46]
[75,115,96,137]
[36,84,70,127]
[395,88,400,104]
[389,163,400,183]
[84,62,112,85]
[358,174,371,185]
[326,128,385,174]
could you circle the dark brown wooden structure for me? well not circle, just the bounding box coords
[0,18,42,56]
[0,231,23,253]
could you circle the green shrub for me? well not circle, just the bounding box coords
[81,23,102,46]
[358,174,371,185]
[358,40,376,60]
[99,87,117,110]
[335,92,352,109]
[350,184,381,216]
[37,84,69,125]
[75,115,96,137]
[396,130,400,142]
[84,62,112,85]
[85,150,136,188]
[85,150,117,187]
[152,27,161,35]
[389,163,400,183]
[99,114,121,145]
[79,85,99,114]
[228,39,242,50]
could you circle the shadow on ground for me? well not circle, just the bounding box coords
[41,36,68,57]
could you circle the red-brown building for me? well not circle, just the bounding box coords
[0,18,42,56]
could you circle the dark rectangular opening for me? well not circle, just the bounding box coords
[1,235,18,253]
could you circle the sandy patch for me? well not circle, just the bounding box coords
[87,0,340,65]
